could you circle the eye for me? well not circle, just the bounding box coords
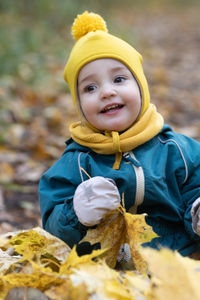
[114,76,126,83]
[84,84,96,93]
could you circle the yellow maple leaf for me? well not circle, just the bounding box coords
[0,277,11,300]
[8,227,71,264]
[34,227,71,263]
[122,271,150,297]
[123,210,158,274]
[9,230,51,259]
[1,270,65,299]
[60,246,107,275]
[105,279,135,300]
[0,249,21,275]
[70,261,130,299]
[81,209,126,268]
[141,247,200,300]
[70,260,150,300]
[81,205,157,274]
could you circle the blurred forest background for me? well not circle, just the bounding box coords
[0,0,200,233]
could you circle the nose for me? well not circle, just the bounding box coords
[100,83,117,100]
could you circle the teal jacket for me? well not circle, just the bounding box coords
[39,124,200,255]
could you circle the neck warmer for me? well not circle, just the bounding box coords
[69,104,164,169]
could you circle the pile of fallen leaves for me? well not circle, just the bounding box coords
[0,205,200,300]
[0,88,78,232]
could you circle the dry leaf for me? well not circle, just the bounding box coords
[82,206,157,273]
[8,227,71,263]
[0,162,15,183]
[81,209,126,268]
[60,246,107,275]
[71,260,150,300]
[45,280,89,300]
[0,226,199,300]
[2,270,65,293]
[141,247,200,300]
[124,211,158,274]
[0,249,20,274]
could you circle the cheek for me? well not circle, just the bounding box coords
[79,95,88,110]
[131,86,141,100]
[78,94,88,117]
[125,90,141,106]
[128,96,142,117]
[81,100,95,118]
[134,99,142,114]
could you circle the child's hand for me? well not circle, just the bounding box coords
[191,197,200,236]
[73,176,120,226]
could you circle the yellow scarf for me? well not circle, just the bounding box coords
[69,104,164,169]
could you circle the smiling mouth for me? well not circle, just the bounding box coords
[100,104,124,113]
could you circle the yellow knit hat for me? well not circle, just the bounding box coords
[64,11,150,117]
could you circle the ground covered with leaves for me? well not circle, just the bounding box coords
[1,206,200,300]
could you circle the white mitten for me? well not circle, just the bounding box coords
[73,176,120,226]
[191,197,200,236]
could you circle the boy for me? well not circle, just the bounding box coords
[39,11,200,258]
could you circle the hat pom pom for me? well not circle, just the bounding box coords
[72,11,108,41]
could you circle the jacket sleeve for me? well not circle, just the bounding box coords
[179,135,200,240]
[39,151,88,248]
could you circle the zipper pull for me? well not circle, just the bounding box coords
[123,152,141,167]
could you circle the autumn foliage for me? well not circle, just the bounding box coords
[0,206,200,300]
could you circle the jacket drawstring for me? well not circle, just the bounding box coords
[113,152,122,169]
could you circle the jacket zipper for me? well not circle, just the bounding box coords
[124,152,145,214]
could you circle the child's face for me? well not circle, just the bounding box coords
[77,58,142,132]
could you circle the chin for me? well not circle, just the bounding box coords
[105,127,126,132]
